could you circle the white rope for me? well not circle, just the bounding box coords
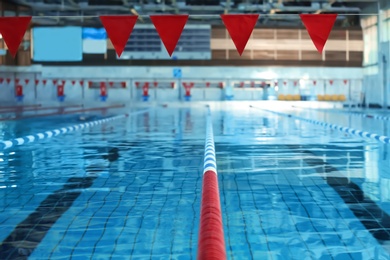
[29,13,377,19]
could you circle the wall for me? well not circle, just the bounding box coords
[26,24,363,67]
[361,4,390,107]
[361,15,380,106]
[211,27,363,66]
[0,65,363,105]
[380,9,390,108]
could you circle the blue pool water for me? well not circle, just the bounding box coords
[1,102,390,259]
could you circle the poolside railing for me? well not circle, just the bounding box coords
[0,104,125,121]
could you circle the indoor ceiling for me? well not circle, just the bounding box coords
[2,0,380,27]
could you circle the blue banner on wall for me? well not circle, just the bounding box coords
[82,28,107,40]
[33,27,83,61]
[82,28,107,54]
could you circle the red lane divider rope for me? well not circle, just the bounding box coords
[197,109,226,260]
[198,171,226,260]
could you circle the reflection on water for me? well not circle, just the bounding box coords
[0,145,120,259]
[217,142,390,259]
[0,107,206,259]
[300,146,390,241]
[1,105,390,259]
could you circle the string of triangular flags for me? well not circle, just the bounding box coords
[0,14,337,58]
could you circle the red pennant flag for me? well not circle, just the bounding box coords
[313,80,317,86]
[71,80,76,86]
[150,15,189,56]
[300,14,337,54]
[88,81,93,88]
[15,78,20,84]
[6,78,11,84]
[0,17,31,57]
[100,15,138,57]
[221,14,259,56]
[0,78,3,84]
[53,80,58,85]
[109,82,114,87]
[42,79,47,85]
[329,80,334,85]
[35,79,39,85]
[121,82,126,88]
[80,80,84,86]
[135,82,140,88]
[153,82,158,88]
[206,82,210,88]
[61,80,66,85]
[343,79,348,85]
[25,79,29,85]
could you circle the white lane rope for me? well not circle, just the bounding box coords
[252,106,390,144]
[0,109,149,150]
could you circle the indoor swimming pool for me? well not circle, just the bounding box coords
[0,102,390,259]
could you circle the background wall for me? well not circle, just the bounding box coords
[38,66,362,79]
[361,3,390,108]
[0,0,369,105]
[211,27,362,66]
[0,65,363,105]
[0,18,364,67]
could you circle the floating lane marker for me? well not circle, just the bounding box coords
[0,109,148,151]
[197,108,226,260]
[251,106,390,144]
[292,105,390,121]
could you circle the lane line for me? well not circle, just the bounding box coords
[291,145,390,243]
[251,106,390,144]
[0,109,148,151]
[197,107,226,260]
[0,177,97,260]
[292,105,390,121]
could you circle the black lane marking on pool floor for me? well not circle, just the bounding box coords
[215,143,390,242]
[0,176,97,260]
[287,145,390,242]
